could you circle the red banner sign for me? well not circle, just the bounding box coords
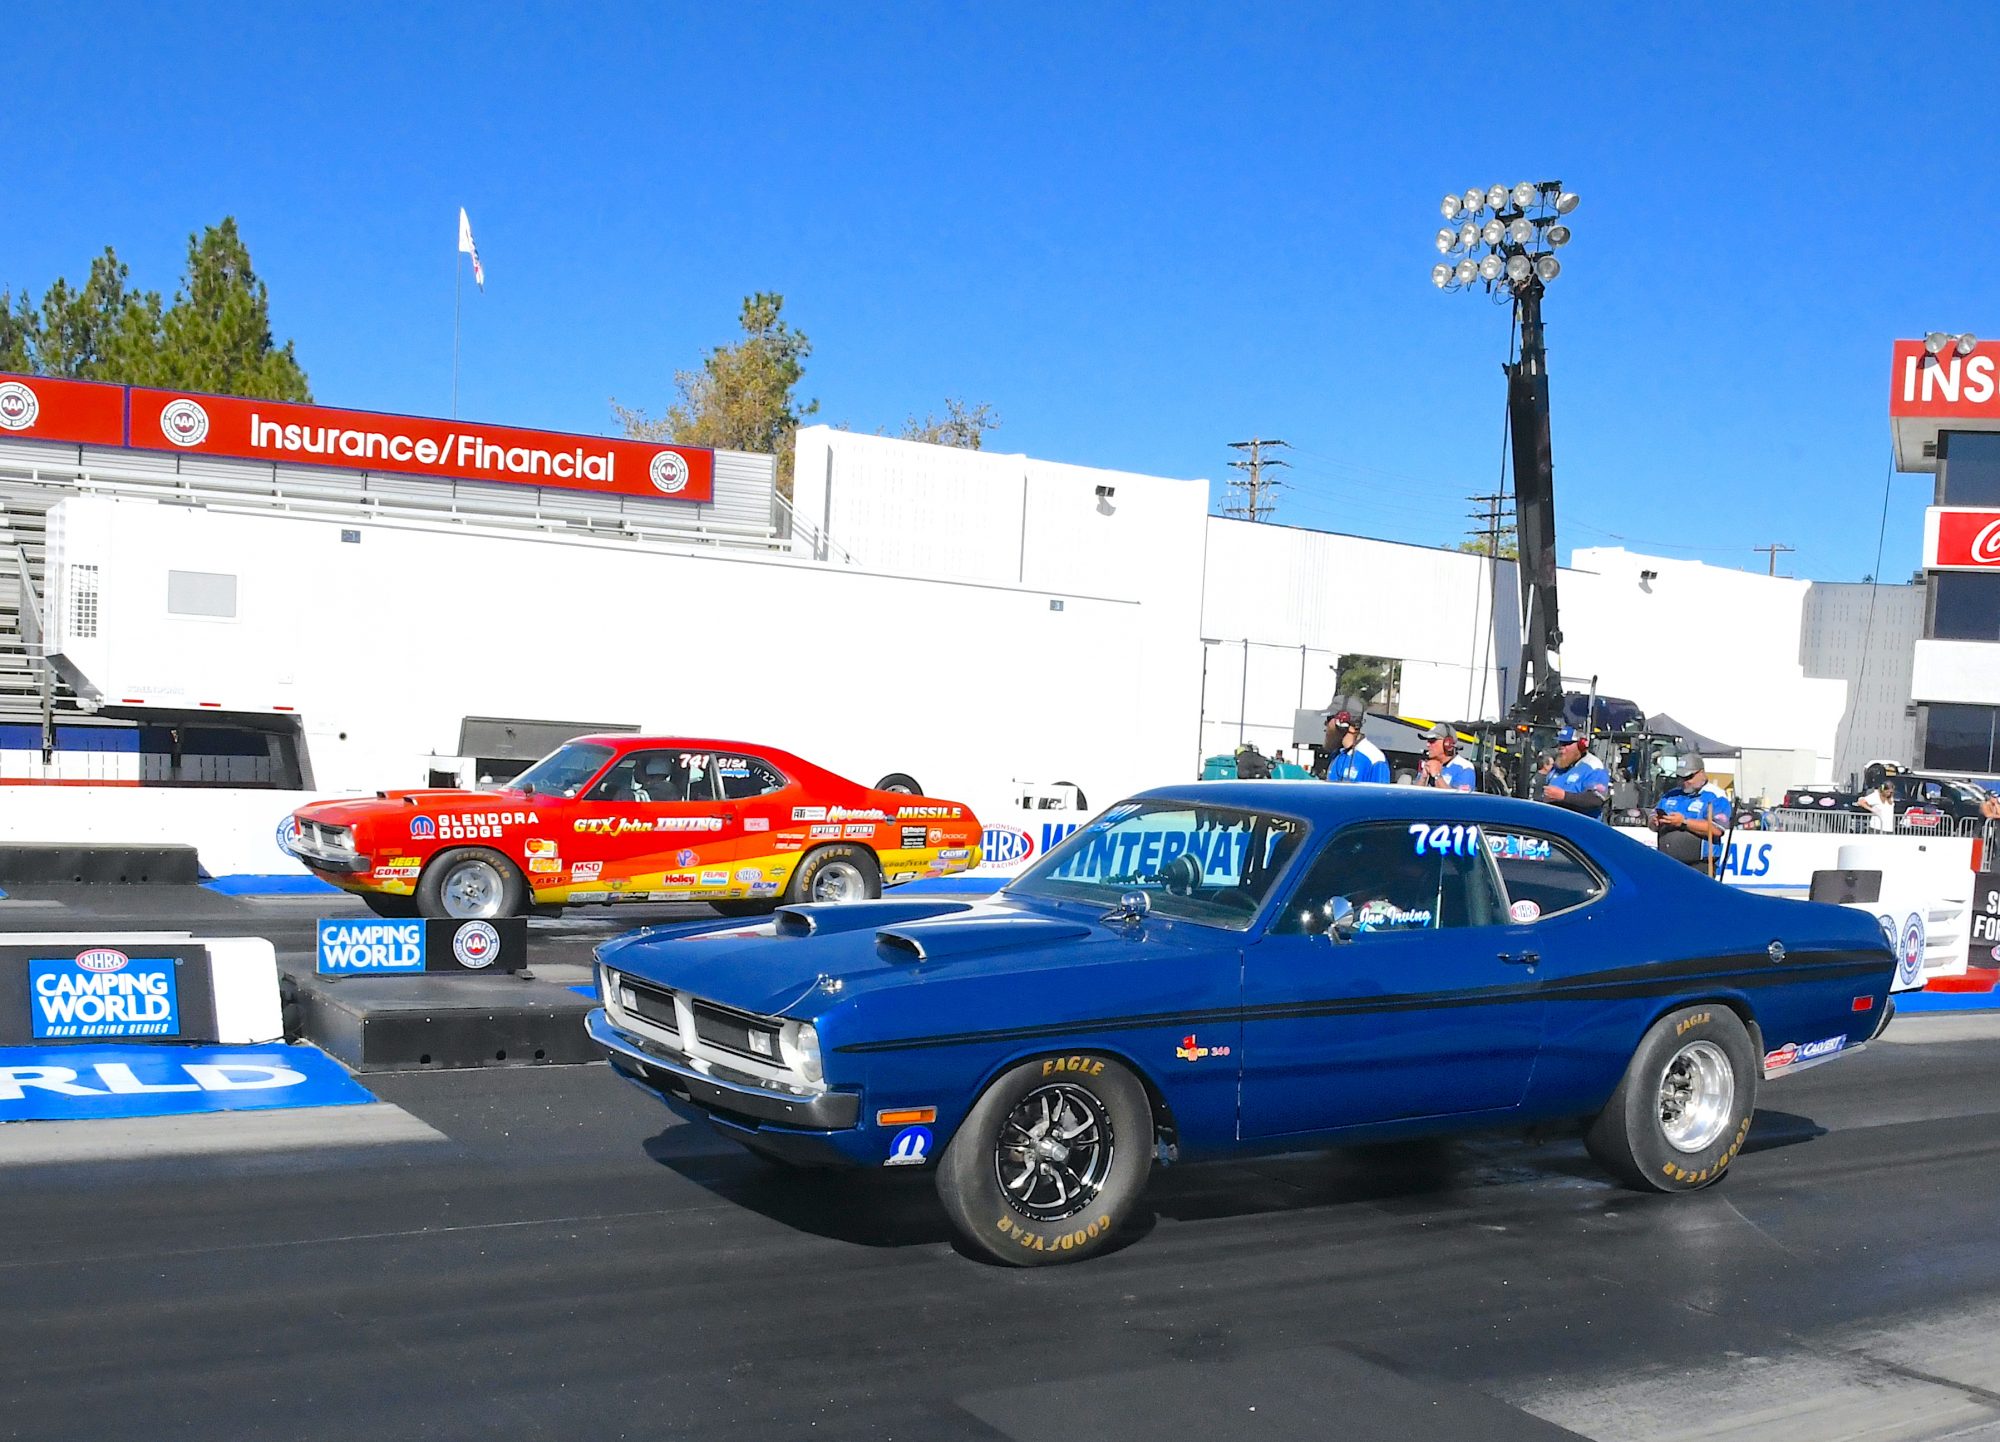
[1891,340,2000,419]
[0,370,714,504]
[127,388,714,503]
[1932,509,2000,569]
[0,374,126,447]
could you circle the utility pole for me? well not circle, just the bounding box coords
[1752,542,1795,577]
[1465,491,1515,557]
[1463,492,1517,719]
[1223,438,1290,522]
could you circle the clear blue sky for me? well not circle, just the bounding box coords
[7,4,1990,581]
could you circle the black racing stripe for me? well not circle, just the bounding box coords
[832,949,1890,1055]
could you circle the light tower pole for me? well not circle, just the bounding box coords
[1431,181,1579,713]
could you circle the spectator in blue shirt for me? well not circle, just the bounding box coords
[1540,726,1610,818]
[1652,758,1734,869]
[1417,723,1477,791]
[1324,708,1391,784]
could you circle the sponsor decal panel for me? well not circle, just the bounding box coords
[810,824,842,839]
[570,860,603,881]
[452,922,500,969]
[792,807,828,822]
[318,920,426,974]
[124,386,715,502]
[0,1043,375,1122]
[699,870,730,886]
[31,949,180,1039]
[896,805,961,820]
[1766,1035,1847,1074]
[528,857,560,874]
[901,826,929,850]
[1175,1033,1231,1063]
[981,826,1035,866]
[843,823,875,839]
[745,818,770,832]
[734,868,762,883]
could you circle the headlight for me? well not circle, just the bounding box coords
[329,825,356,852]
[780,1020,823,1084]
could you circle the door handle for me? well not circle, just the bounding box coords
[1499,950,1540,967]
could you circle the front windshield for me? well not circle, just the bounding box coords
[509,742,615,799]
[1006,800,1308,931]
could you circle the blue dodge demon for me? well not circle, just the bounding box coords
[588,782,1896,1265]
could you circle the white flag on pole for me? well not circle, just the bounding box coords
[457,207,485,290]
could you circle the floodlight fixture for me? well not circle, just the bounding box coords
[1436,227,1455,253]
[1957,333,1979,357]
[1432,263,1453,288]
[1458,220,1480,248]
[1547,224,1572,247]
[1441,193,1462,220]
[1455,259,1478,284]
[1479,255,1504,281]
[1555,191,1580,214]
[1486,183,1508,209]
[1925,332,1950,355]
[1535,254,1561,281]
[1464,187,1485,214]
[1506,254,1532,282]
[1507,218,1533,245]
[1511,181,1536,209]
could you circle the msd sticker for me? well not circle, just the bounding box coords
[31,949,180,1039]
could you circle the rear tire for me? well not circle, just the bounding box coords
[416,847,526,920]
[359,893,420,918]
[875,772,922,794]
[937,1054,1153,1266]
[782,845,881,905]
[1585,1005,1757,1192]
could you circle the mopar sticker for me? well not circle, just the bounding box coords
[31,949,180,1039]
[885,1125,932,1166]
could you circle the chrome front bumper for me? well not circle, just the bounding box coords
[586,1009,859,1129]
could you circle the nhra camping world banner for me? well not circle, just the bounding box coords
[0,370,715,505]
[0,941,216,1045]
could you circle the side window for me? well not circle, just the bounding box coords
[587,750,694,804]
[1273,822,1505,937]
[717,754,787,800]
[1486,830,1605,920]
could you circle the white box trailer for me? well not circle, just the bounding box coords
[43,493,1194,818]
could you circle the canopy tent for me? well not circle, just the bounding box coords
[1646,712,1740,758]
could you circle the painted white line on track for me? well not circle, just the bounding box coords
[0,1101,445,1166]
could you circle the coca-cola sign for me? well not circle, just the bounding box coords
[1929,509,2000,569]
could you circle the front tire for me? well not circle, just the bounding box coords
[1586,1005,1757,1192]
[936,1054,1153,1266]
[782,844,881,905]
[416,847,526,920]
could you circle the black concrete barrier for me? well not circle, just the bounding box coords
[0,844,201,886]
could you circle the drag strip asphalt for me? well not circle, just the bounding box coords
[3,1002,2000,1440]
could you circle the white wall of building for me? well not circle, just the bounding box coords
[1801,580,1924,782]
[1197,520,1520,760]
[1561,548,1848,783]
[1913,638,2000,707]
[46,493,1185,809]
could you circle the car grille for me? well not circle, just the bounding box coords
[690,999,783,1063]
[301,821,345,851]
[619,976,680,1035]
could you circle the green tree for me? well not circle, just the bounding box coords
[1455,530,1519,560]
[900,397,1000,450]
[614,291,817,495]
[0,219,310,400]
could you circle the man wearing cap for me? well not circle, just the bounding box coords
[1540,726,1610,817]
[1323,709,1390,784]
[1652,758,1733,870]
[1417,724,1477,791]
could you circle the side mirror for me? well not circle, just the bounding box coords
[1327,896,1358,943]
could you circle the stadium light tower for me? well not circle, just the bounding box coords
[1430,180,1579,712]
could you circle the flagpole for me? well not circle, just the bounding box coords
[452,248,463,419]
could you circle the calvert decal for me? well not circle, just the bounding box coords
[125,386,715,503]
[0,1043,375,1122]
[31,949,180,1039]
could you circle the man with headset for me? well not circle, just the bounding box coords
[1416,723,1477,791]
[1323,708,1390,784]
[1540,726,1610,818]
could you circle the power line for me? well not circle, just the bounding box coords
[1222,437,1291,523]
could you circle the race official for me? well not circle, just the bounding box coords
[1652,760,1733,868]
[1417,723,1476,791]
[1540,726,1609,818]
[1324,709,1390,784]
